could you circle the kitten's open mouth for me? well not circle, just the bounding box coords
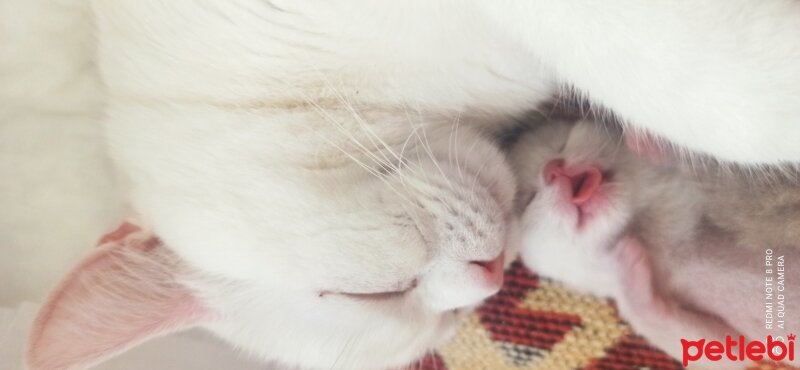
[544,159,613,229]
[570,169,602,205]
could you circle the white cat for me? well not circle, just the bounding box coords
[2,1,800,370]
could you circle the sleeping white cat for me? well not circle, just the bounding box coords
[3,1,799,370]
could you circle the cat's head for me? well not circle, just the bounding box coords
[27,114,519,370]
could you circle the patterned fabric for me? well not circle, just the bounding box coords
[416,261,797,370]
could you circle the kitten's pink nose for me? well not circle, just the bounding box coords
[543,158,567,184]
[543,159,603,205]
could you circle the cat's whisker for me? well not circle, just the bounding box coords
[328,78,404,174]
[309,129,383,178]
[407,105,457,194]
[446,111,466,183]
[401,104,435,187]
[312,67,418,181]
[453,111,465,181]
[341,95,417,179]
[329,333,357,370]
[287,102,420,208]
[447,116,455,179]
[300,124,418,206]
[464,132,486,204]
[395,125,425,190]
[306,114,415,203]
[309,102,395,171]
[271,74,399,176]
[469,151,495,205]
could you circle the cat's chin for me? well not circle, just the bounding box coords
[199,299,465,370]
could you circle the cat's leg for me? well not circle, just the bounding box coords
[477,0,800,165]
[610,237,748,369]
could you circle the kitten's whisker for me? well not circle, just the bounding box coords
[611,129,625,163]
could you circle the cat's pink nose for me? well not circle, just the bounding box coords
[543,158,603,205]
[421,252,506,311]
[469,253,505,287]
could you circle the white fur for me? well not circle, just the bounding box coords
[3,0,800,369]
[480,0,800,164]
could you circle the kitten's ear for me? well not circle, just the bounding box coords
[27,222,213,370]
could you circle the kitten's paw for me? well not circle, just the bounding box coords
[612,237,671,320]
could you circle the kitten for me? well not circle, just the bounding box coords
[510,120,800,368]
[5,1,800,370]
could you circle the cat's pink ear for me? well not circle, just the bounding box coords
[27,222,213,370]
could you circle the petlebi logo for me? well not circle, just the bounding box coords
[680,334,795,367]
[680,248,793,367]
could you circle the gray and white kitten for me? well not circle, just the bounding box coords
[511,120,800,368]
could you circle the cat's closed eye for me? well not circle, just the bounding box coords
[318,279,418,301]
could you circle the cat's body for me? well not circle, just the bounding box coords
[3,1,800,369]
[511,121,800,368]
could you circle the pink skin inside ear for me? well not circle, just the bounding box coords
[96,221,142,245]
[27,222,212,370]
[544,159,604,205]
